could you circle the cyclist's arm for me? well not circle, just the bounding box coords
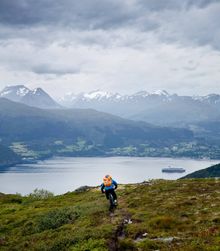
[113,180,118,189]
[101,183,105,193]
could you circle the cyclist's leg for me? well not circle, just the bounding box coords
[111,190,117,200]
[105,190,110,200]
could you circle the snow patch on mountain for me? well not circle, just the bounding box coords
[152,90,170,96]
[16,87,29,96]
[0,85,29,97]
[0,89,12,96]
[133,91,150,97]
[61,90,173,103]
[192,94,220,104]
[83,90,113,100]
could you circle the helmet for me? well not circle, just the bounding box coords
[104,174,112,179]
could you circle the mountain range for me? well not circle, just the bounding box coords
[0,85,60,109]
[0,97,192,146]
[2,85,220,142]
[2,85,220,128]
[59,90,220,127]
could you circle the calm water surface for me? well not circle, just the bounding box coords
[0,157,218,195]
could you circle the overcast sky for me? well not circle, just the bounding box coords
[0,0,220,98]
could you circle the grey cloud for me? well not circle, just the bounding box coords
[137,0,219,11]
[156,2,220,50]
[1,0,216,30]
[0,0,219,51]
[184,0,219,9]
[0,0,138,29]
[0,0,220,96]
[31,64,80,75]
[0,0,218,29]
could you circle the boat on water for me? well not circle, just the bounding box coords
[162,166,186,173]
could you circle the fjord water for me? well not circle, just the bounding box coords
[0,157,218,195]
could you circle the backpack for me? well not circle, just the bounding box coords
[103,175,112,187]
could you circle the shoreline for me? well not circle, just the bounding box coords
[0,154,218,171]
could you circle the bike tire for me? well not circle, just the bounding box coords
[109,193,115,209]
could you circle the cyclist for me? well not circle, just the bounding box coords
[101,175,118,205]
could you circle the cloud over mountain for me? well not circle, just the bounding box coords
[0,0,219,96]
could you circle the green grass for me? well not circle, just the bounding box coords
[0,179,219,250]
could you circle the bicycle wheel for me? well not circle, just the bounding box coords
[109,193,115,209]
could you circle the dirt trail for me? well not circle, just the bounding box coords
[108,197,132,251]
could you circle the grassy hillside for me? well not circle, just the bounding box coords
[0,179,219,250]
[182,163,220,179]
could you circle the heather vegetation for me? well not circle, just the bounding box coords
[0,179,219,250]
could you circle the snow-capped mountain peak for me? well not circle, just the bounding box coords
[16,86,30,97]
[60,89,174,103]
[0,85,60,109]
[60,90,123,103]
[132,90,171,98]
[0,85,29,95]
[83,90,115,100]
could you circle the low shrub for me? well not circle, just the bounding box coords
[27,189,54,201]
[36,207,80,232]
